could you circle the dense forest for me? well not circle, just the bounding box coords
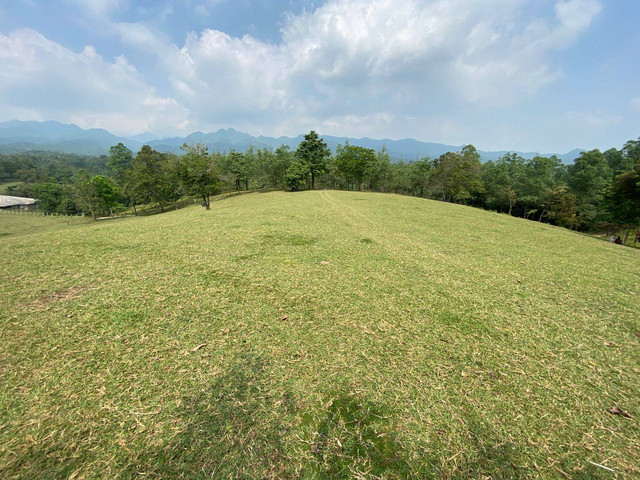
[2,131,639,241]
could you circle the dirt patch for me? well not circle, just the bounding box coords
[28,286,87,309]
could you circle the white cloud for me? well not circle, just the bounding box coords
[113,22,165,53]
[0,29,190,135]
[65,0,128,17]
[194,5,210,17]
[564,110,622,127]
[1,0,604,145]
[161,0,602,138]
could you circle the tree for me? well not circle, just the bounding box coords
[271,145,294,188]
[604,162,640,239]
[91,175,120,216]
[622,138,640,164]
[368,147,393,192]
[296,130,330,189]
[129,146,179,213]
[543,185,579,229]
[71,170,98,220]
[284,161,310,191]
[430,145,483,202]
[225,151,250,191]
[408,159,433,197]
[107,143,133,187]
[335,143,376,190]
[33,183,64,213]
[567,150,611,226]
[176,143,221,210]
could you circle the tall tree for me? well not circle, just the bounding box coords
[296,130,330,189]
[567,149,611,225]
[130,146,178,213]
[71,170,98,220]
[107,143,133,187]
[335,143,376,191]
[284,161,309,191]
[604,162,640,239]
[91,175,120,216]
[176,143,221,210]
[431,145,483,202]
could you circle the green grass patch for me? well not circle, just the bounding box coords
[0,212,91,237]
[1,190,638,479]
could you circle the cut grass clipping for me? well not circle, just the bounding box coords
[1,190,639,479]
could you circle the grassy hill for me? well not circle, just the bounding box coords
[1,191,638,479]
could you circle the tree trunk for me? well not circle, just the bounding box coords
[538,209,546,222]
[204,195,211,210]
[311,171,315,189]
[623,227,630,244]
[133,203,137,216]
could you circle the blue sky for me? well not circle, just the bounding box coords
[0,0,638,153]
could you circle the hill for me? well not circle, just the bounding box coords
[0,120,583,162]
[0,191,638,478]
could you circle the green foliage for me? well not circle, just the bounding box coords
[221,151,250,191]
[296,130,330,189]
[33,183,65,213]
[543,185,579,228]
[335,143,377,190]
[604,162,640,227]
[431,145,483,202]
[567,150,611,224]
[284,160,310,190]
[129,145,179,212]
[71,169,98,219]
[107,143,133,187]
[176,143,221,209]
[91,175,120,215]
[4,134,640,234]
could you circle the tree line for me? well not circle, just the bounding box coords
[2,131,639,239]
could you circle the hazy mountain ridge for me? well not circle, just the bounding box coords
[0,120,584,163]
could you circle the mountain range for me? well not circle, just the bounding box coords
[0,120,584,163]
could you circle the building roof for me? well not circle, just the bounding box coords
[0,195,37,208]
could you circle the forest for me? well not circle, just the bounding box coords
[1,131,639,240]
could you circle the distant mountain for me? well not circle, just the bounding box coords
[0,120,584,163]
[126,132,158,143]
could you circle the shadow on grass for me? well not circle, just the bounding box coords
[127,352,298,479]
[310,390,411,479]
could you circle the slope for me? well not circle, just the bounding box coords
[0,191,638,479]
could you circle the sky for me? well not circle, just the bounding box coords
[0,0,639,153]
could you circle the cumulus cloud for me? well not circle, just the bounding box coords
[162,0,602,138]
[0,29,190,135]
[1,0,604,143]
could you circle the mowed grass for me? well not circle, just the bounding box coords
[0,212,91,238]
[1,190,638,479]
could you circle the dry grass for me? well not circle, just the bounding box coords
[1,190,638,479]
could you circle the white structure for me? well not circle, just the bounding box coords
[0,195,37,208]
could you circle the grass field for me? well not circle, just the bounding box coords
[0,212,90,238]
[1,190,638,479]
